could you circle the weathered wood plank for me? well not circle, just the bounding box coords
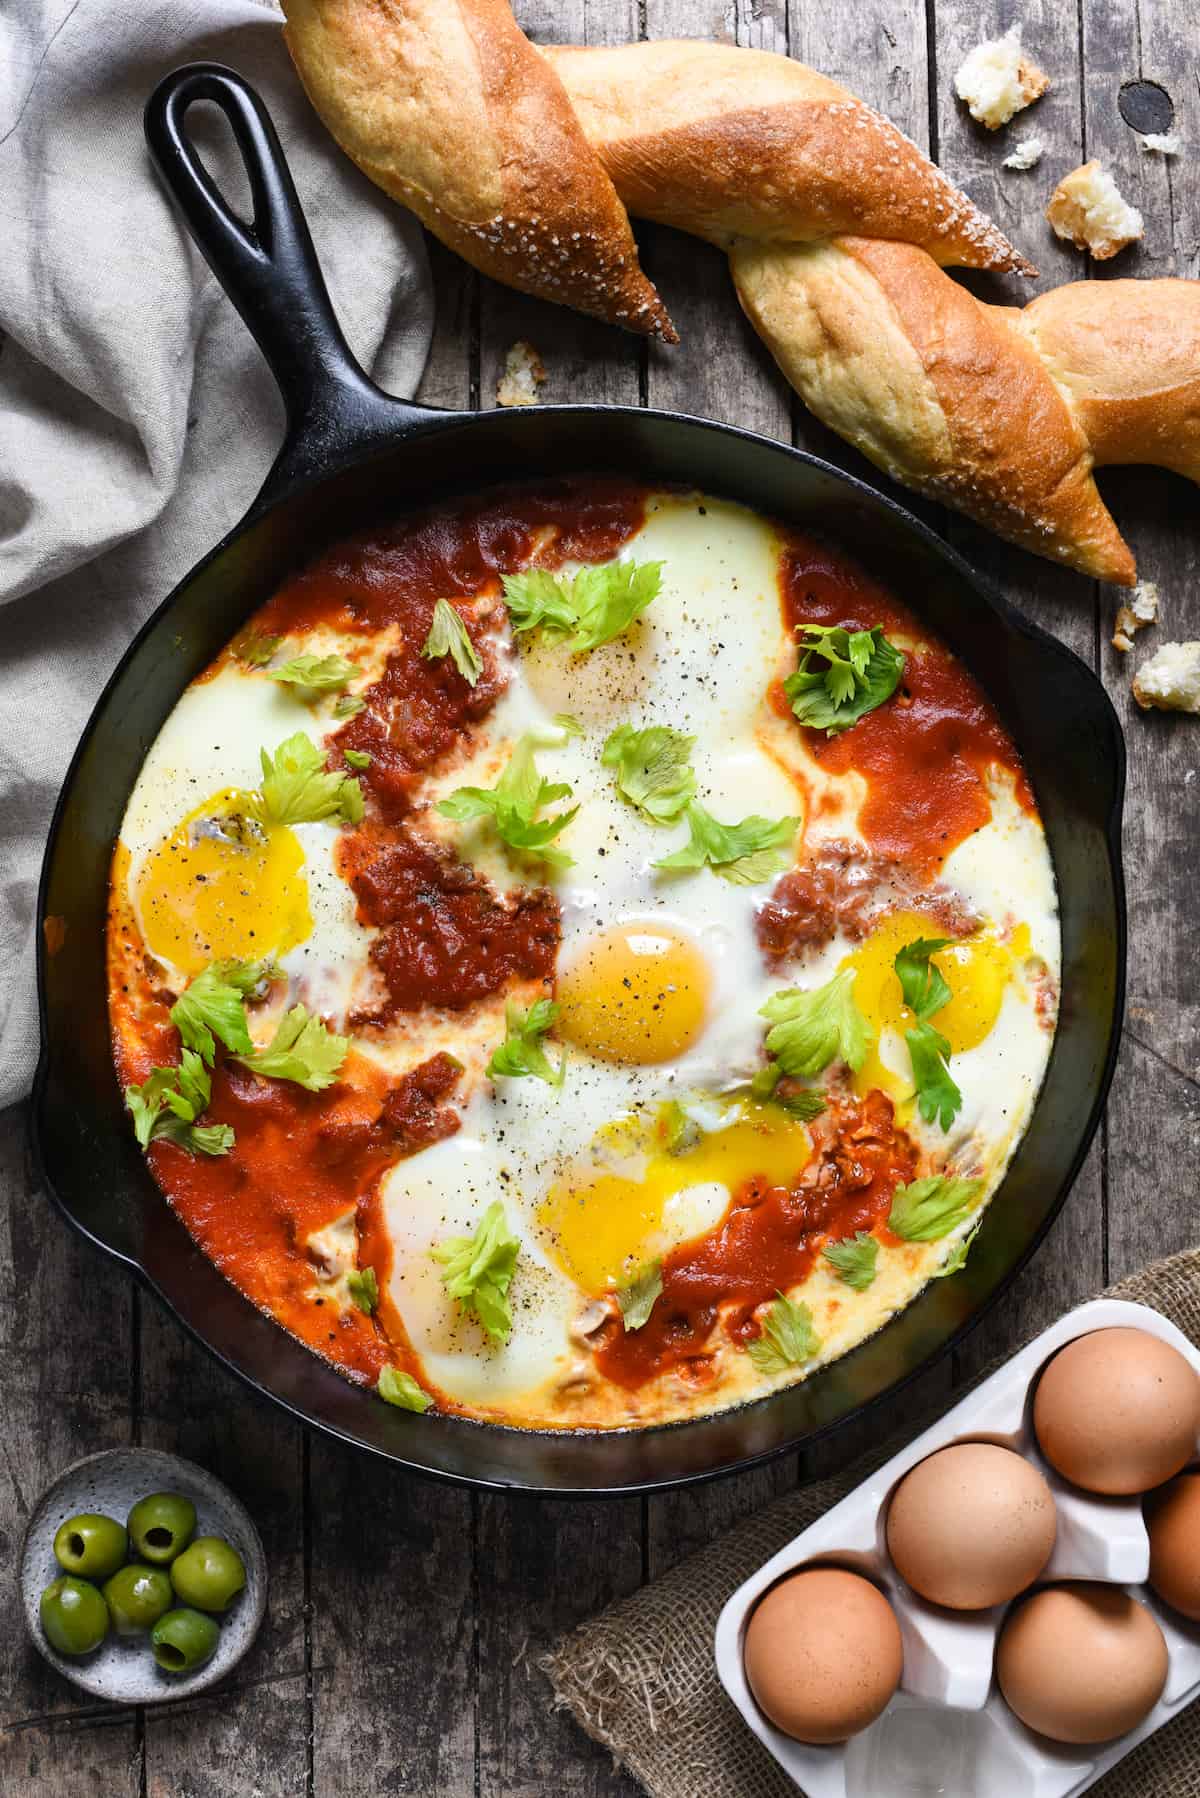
[136,1301,308,1789]
[0,1103,138,1798]
[930,3,1106,1369]
[0,1713,140,1798]
[1081,0,1200,1283]
[639,1,793,445]
[479,3,642,415]
[309,1451,477,1798]
[477,1495,643,1798]
[145,1677,308,1798]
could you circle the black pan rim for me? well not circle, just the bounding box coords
[30,400,1128,1498]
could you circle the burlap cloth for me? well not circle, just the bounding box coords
[542,1248,1200,1797]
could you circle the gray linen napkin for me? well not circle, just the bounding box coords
[0,0,432,1107]
[543,1248,1200,1798]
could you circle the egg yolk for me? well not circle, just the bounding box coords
[556,922,712,1065]
[841,909,1022,1104]
[539,1103,812,1292]
[135,788,312,978]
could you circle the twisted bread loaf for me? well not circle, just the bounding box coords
[733,240,1200,586]
[282,3,1199,586]
[280,0,677,340]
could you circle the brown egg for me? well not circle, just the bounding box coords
[742,1567,903,1744]
[996,1582,1168,1744]
[886,1442,1056,1610]
[1033,1327,1200,1495]
[1146,1469,1200,1621]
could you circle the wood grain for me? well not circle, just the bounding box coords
[2,3,1197,1793]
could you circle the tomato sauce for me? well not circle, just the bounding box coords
[777,537,1034,873]
[257,477,649,823]
[340,825,559,1019]
[594,1092,918,1392]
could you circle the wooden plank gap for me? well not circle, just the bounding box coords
[302,1429,315,1798]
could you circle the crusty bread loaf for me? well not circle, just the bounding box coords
[545,40,1033,273]
[731,236,1137,584]
[1015,281,1200,485]
[280,4,1199,585]
[280,0,677,339]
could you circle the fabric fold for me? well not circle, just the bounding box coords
[0,0,433,1108]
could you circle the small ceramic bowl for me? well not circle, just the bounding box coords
[20,1446,267,1701]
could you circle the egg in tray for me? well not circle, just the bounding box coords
[716,1302,1200,1798]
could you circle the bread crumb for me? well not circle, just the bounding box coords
[496,341,546,408]
[1046,162,1144,259]
[1139,132,1182,156]
[955,28,1050,130]
[1113,581,1160,653]
[1132,641,1200,712]
[1003,136,1045,171]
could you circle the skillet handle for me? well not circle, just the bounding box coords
[144,63,448,512]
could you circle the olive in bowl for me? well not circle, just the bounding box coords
[169,1537,247,1613]
[152,1607,220,1673]
[103,1563,174,1636]
[40,1576,110,1657]
[128,1491,197,1565]
[21,1447,266,1703]
[52,1512,128,1582]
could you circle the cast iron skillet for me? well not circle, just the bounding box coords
[31,65,1126,1496]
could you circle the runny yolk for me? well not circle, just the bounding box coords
[841,909,1024,1103]
[538,1103,813,1293]
[135,788,312,979]
[555,921,712,1065]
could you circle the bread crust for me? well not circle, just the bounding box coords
[733,236,1137,585]
[547,40,1033,274]
[1019,281,1200,484]
[281,0,676,339]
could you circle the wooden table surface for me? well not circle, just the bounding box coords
[3,2,1197,1792]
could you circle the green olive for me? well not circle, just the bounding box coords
[52,1512,128,1581]
[127,1491,197,1565]
[169,1536,246,1613]
[102,1562,174,1636]
[151,1607,220,1674]
[40,1576,110,1656]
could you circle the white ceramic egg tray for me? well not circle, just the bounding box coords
[715,1298,1200,1798]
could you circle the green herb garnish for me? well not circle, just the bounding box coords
[378,1367,432,1412]
[438,734,578,869]
[433,1201,521,1345]
[822,1231,879,1291]
[894,937,963,1131]
[654,801,798,885]
[502,559,662,653]
[745,1293,820,1373]
[759,969,872,1078]
[233,1004,349,1093]
[253,732,363,827]
[267,653,362,703]
[421,599,483,687]
[347,1267,379,1315]
[888,1174,985,1241]
[601,724,696,824]
[232,630,283,668]
[784,623,904,735]
[486,999,565,1087]
[616,1262,663,1332]
[170,958,275,1063]
[124,1051,234,1158]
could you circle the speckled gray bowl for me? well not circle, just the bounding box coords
[20,1447,267,1701]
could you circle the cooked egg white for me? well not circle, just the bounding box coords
[114,489,1061,1429]
[118,662,379,1026]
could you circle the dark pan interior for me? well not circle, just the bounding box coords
[33,403,1126,1495]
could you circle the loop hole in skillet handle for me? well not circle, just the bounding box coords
[144,63,442,511]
